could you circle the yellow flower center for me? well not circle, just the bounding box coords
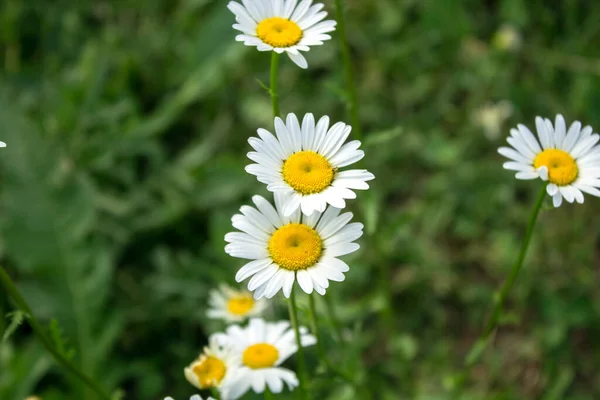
[533,149,579,186]
[256,17,303,48]
[192,356,226,388]
[268,223,322,270]
[282,151,335,195]
[243,343,280,369]
[227,295,255,316]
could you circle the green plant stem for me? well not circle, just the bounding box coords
[334,0,361,140]
[453,185,546,392]
[308,294,370,398]
[270,52,281,118]
[210,387,221,399]
[323,294,344,344]
[0,266,112,400]
[264,387,274,400]
[288,284,309,400]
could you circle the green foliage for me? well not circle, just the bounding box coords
[1,0,600,399]
[2,311,26,342]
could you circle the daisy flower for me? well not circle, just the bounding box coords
[164,396,213,400]
[214,318,316,398]
[207,284,268,322]
[227,0,337,69]
[499,114,600,207]
[246,113,375,216]
[184,336,241,396]
[225,193,363,298]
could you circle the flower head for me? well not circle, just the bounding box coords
[225,193,363,298]
[499,114,600,207]
[184,336,241,394]
[207,284,268,322]
[227,0,337,69]
[214,318,316,398]
[246,113,374,216]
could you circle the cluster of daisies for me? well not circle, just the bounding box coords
[164,1,377,399]
[162,0,600,399]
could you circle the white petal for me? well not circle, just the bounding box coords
[296,270,313,294]
[287,51,308,69]
[553,192,563,207]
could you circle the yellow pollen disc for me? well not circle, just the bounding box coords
[227,295,255,315]
[243,343,279,369]
[268,223,322,270]
[256,17,303,48]
[282,151,335,195]
[192,356,226,388]
[533,149,579,186]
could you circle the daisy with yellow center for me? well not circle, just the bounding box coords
[225,193,363,298]
[213,318,316,398]
[207,284,267,322]
[499,114,600,207]
[246,113,375,216]
[228,0,336,69]
[184,336,241,397]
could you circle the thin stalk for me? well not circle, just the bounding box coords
[323,294,344,344]
[288,285,309,399]
[334,0,361,140]
[453,185,547,392]
[309,295,371,399]
[270,52,281,118]
[264,387,274,400]
[0,266,112,400]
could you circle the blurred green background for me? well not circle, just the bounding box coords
[1,0,600,399]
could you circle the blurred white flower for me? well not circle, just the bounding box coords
[246,113,374,216]
[227,0,337,69]
[184,335,241,397]
[493,24,522,52]
[499,114,600,207]
[225,193,363,298]
[0,141,6,147]
[207,284,267,322]
[474,101,513,140]
[213,318,316,399]
[164,396,213,400]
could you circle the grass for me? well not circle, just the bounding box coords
[1,0,600,399]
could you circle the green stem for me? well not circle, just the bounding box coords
[334,0,361,140]
[308,295,370,398]
[323,294,344,344]
[288,284,309,399]
[453,185,546,392]
[210,387,221,399]
[0,266,112,400]
[270,52,281,118]
[264,387,274,400]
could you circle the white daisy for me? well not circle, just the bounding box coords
[499,114,600,207]
[246,113,375,216]
[207,284,268,322]
[225,193,363,298]
[164,396,213,400]
[214,318,316,399]
[184,335,241,397]
[227,0,337,69]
